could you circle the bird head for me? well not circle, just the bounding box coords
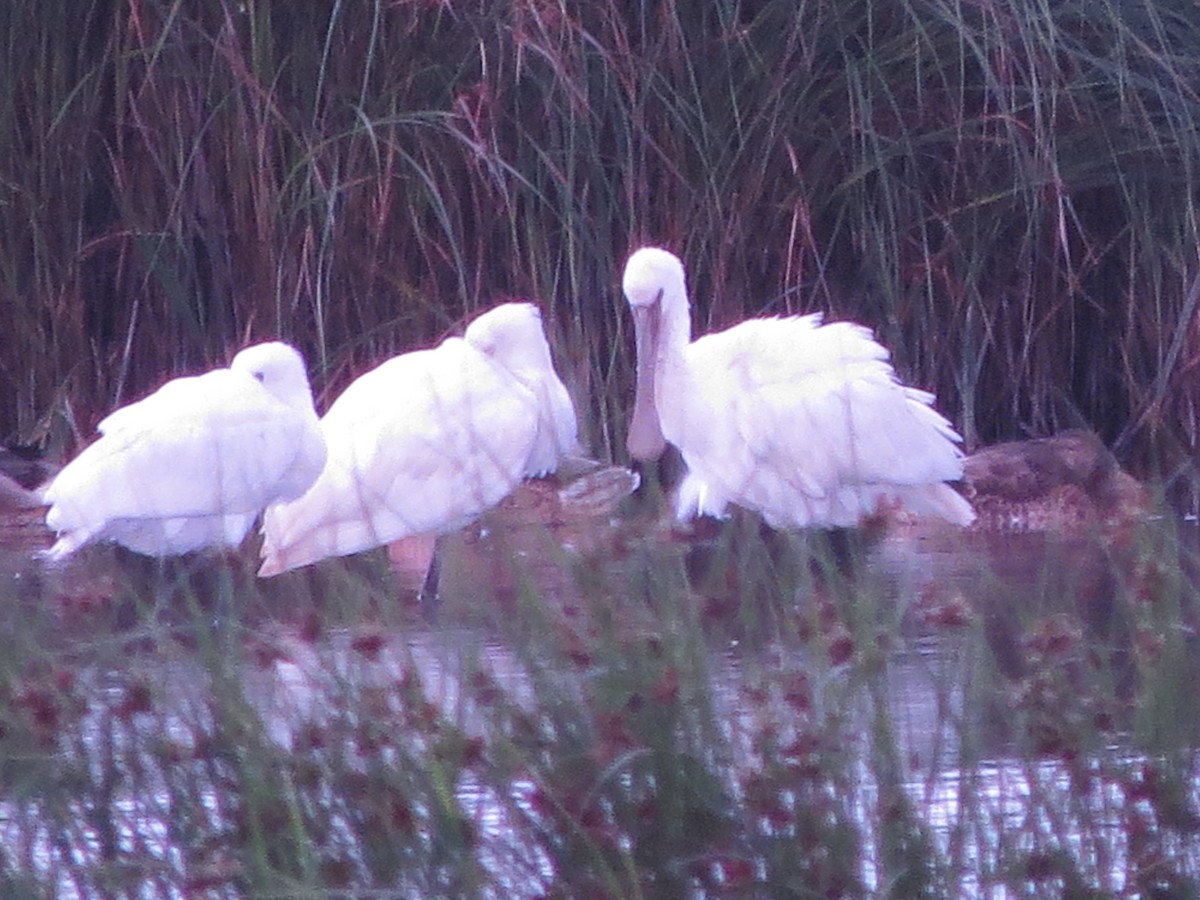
[464,302,555,378]
[231,342,316,412]
[622,247,685,311]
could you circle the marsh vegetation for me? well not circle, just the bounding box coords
[3,0,1199,494]
[2,0,1200,895]
[0,507,1197,896]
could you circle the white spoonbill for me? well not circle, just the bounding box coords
[43,342,327,560]
[623,247,975,528]
[258,302,579,577]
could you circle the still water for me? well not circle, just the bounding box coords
[0,497,1197,897]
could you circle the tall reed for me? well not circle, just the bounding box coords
[1,0,1198,498]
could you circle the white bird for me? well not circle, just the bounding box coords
[622,247,975,529]
[43,342,327,560]
[259,302,579,577]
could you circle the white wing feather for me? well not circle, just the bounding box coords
[260,339,545,575]
[670,316,970,527]
[45,366,320,557]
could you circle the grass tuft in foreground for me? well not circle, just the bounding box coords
[0,508,1195,895]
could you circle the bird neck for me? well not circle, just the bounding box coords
[653,283,693,404]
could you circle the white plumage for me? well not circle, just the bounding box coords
[44,341,327,559]
[622,247,975,528]
[258,302,579,576]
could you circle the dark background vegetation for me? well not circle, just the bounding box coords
[3,0,1199,501]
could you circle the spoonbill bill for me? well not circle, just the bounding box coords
[44,342,327,559]
[258,302,579,578]
[622,247,974,529]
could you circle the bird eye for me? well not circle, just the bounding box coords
[254,371,266,382]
